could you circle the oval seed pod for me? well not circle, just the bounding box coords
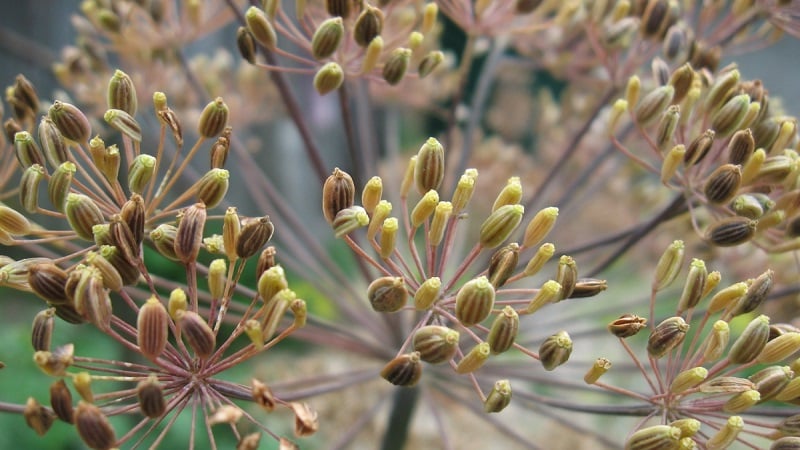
[706,415,744,449]
[414,276,441,310]
[382,48,411,86]
[428,201,452,247]
[0,205,30,236]
[711,94,750,138]
[455,276,495,326]
[772,437,800,450]
[177,310,215,359]
[539,330,572,371]
[31,308,56,352]
[107,69,137,115]
[523,242,555,277]
[703,320,730,362]
[38,116,68,167]
[379,217,398,259]
[137,297,169,361]
[65,193,104,241]
[150,224,179,261]
[418,51,444,78]
[647,316,688,358]
[624,425,681,450]
[487,306,519,354]
[49,162,76,212]
[197,97,229,138]
[410,190,439,228]
[74,401,116,450]
[729,269,773,317]
[245,6,277,49]
[412,325,459,364]
[332,206,369,238]
[634,85,674,126]
[353,5,383,47]
[492,177,523,212]
[28,263,70,304]
[49,379,74,423]
[455,342,491,374]
[174,203,206,264]
[313,62,344,95]
[236,27,257,64]
[676,258,707,313]
[522,207,559,248]
[127,154,156,195]
[20,164,45,213]
[706,217,757,247]
[750,365,793,402]
[555,255,578,300]
[311,17,344,60]
[367,276,407,313]
[487,243,519,288]
[236,216,273,259]
[414,137,445,195]
[525,279,561,314]
[759,332,800,364]
[322,168,355,224]
[136,375,166,418]
[479,204,524,249]
[257,265,288,304]
[361,176,383,214]
[23,397,54,437]
[484,380,512,413]
[380,352,422,387]
[728,128,755,165]
[104,109,142,142]
[670,367,708,394]
[684,129,715,166]
[451,169,477,214]
[729,315,770,364]
[704,164,742,204]
[48,101,91,143]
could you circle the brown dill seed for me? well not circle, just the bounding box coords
[48,100,91,143]
[49,379,74,423]
[31,308,55,352]
[236,215,274,259]
[633,85,674,126]
[73,268,112,330]
[236,26,257,64]
[136,375,166,418]
[683,129,715,166]
[107,69,137,115]
[539,330,573,371]
[49,162,76,213]
[75,401,117,450]
[176,310,216,359]
[487,306,519,354]
[252,379,276,412]
[197,97,229,138]
[412,325,459,364]
[28,263,70,305]
[174,203,207,264]
[487,243,519,288]
[380,352,422,387]
[647,316,688,358]
[137,297,169,361]
[382,48,411,86]
[729,315,770,364]
[569,278,609,298]
[322,168,355,224]
[705,216,757,247]
[555,255,578,300]
[20,164,45,213]
[483,380,512,413]
[728,128,755,165]
[38,116,68,167]
[704,163,741,204]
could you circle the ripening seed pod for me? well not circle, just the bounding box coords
[361,176,383,214]
[174,203,206,264]
[0,205,29,236]
[703,320,730,362]
[257,265,287,304]
[97,245,139,286]
[104,108,142,142]
[523,242,555,277]
[728,128,755,165]
[683,129,715,166]
[360,35,383,74]
[413,277,441,310]
[23,397,53,437]
[73,371,93,403]
[704,164,742,205]
[198,97,229,138]
[127,154,156,195]
[455,276,495,326]
[729,314,770,364]
[222,207,241,262]
[137,296,169,361]
[236,216,273,259]
[759,332,800,364]
[34,343,74,376]
[65,193,104,242]
[655,105,680,152]
[455,342,491,374]
[75,401,116,450]
[322,168,355,224]
[661,144,685,183]
[731,194,765,220]
[245,6,277,49]
[487,306,519,354]
[48,100,91,143]
[750,365,794,402]
[9,74,39,121]
[410,190,439,227]
[484,380,512,413]
[20,164,45,213]
[522,207,558,248]
[624,425,681,450]
[418,51,444,78]
[705,69,740,113]
[676,258,707,313]
[177,310,215,359]
[669,418,701,440]
[380,352,422,386]
[367,200,391,240]
[311,17,344,60]
[451,169,477,214]
[414,137,445,195]
[367,276,407,313]
[554,255,578,300]
[777,377,800,402]
[570,278,608,298]
[48,161,76,212]
[382,48,411,86]
[771,119,798,154]
[428,201,452,246]
[706,415,744,449]
[584,358,612,384]
[38,117,68,167]
[539,330,572,371]
[354,5,383,47]
[150,224,179,261]
[741,148,766,184]
[668,63,695,104]
[647,316,689,358]
[772,437,800,450]
[332,206,369,238]
[73,268,112,330]
[634,85,674,126]
[487,243,519,288]
[49,379,74,423]
[136,374,166,418]
[313,62,344,95]
[699,376,756,395]
[28,263,70,304]
[412,325,459,364]
[31,308,55,352]
[379,217,398,259]
[479,204,524,249]
[236,27,257,64]
[670,367,708,394]
[491,177,522,212]
[706,216,757,247]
